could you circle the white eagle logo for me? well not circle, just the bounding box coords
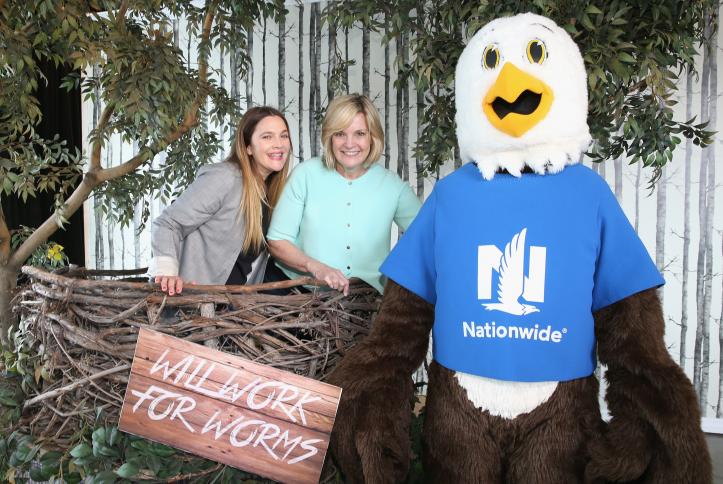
[482,228,542,315]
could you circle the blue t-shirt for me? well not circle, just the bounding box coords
[380,163,664,382]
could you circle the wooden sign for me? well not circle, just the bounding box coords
[119,328,342,484]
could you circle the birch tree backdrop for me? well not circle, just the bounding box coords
[82,2,723,428]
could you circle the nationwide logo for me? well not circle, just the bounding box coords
[477,228,546,315]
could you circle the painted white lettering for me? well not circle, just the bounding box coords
[201,410,246,440]
[218,374,262,403]
[229,419,266,447]
[253,423,281,460]
[169,396,196,433]
[291,392,321,426]
[270,384,301,422]
[149,349,194,384]
[272,430,303,462]
[184,360,216,392]
[287,439,322,465]
[247,381,279,410]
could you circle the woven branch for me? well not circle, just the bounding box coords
[13,266,380,451]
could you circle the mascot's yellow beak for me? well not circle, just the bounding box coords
[483,62,554,138]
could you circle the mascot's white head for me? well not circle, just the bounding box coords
[455,13,591,180]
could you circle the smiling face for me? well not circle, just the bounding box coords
[455,13,591,179]
[246,115,291,180]
[331,112,372,176]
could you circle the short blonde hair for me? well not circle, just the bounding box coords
[321,94,384,169]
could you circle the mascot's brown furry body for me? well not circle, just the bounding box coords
[327,13,711,484]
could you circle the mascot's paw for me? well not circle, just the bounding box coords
[585,416,653,483]
[329,379,413,484]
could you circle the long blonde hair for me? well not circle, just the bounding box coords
[227,107,291,254]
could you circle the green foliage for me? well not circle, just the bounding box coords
[10,226,69,269]
[325,0,715,178]
[0,0,288,254]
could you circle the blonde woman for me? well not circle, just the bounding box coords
[149,107,292,295]
[267,94,421,295]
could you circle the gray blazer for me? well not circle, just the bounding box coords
[148,162,268,285]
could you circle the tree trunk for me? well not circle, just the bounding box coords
[298,4,305,162]
[278,13,286,110]
[598,158,606,181]
[613,157,622,201]
[693,18,712,401]
[92,64,104,269]
[414,2,424,196]
[0,267,16,343]
[327,15,336,104]
[344,27,350,93]
[634,160,641,233]
[701,19,717,414]
[396,34,404,179]
[718,232,723,417]
[655,163,666,307]
[416,83,424,198]
[132,141,141,268]
[308,3,318,157]
[681,68,693,367]
[261,17,267,105]
[246,22,254,108]
[384,16,391,169]
[230,33,239,106]
[362,24,370,97]
[312,3,321,156]
[173,16,180,47]
[106,145,115,269]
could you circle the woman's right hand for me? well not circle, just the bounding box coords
[154,275,184,296]
[307,260,349,296]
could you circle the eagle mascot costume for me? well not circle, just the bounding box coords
[327,12,711,484]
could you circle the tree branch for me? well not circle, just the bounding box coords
[98,3,215,182]
[0,204,10,266]
[8,4,218,270]
[90,103,115,171]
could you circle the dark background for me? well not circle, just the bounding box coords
[2,60,85,265]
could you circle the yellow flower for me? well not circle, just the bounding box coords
[46,244,64,262]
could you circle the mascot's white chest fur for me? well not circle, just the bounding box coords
[454,371,558,419]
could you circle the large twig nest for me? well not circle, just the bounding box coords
[13,266,380,450]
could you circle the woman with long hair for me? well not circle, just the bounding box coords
[149,106,292,295]
[267,94,421,295]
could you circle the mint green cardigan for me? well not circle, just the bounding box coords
[267,158,421,293]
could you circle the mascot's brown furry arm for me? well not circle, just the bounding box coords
[327,12,711,484]
[328,282,710,483]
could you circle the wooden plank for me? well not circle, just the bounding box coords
[119,328,342,484]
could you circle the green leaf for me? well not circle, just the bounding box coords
[92,426,107,445]
[91,470,118,484]
[116,462,139,478]
[70,442,92,458]
[585,5,603,15]
[618,52,636,64]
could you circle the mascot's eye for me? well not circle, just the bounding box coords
[526,39,546,64]
[482,45,500,69]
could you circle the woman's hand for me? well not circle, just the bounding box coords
[154,275,184,296]
[307,260,349,296]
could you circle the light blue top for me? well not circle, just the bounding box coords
[381,162,664,382]
[267,157,422,292]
